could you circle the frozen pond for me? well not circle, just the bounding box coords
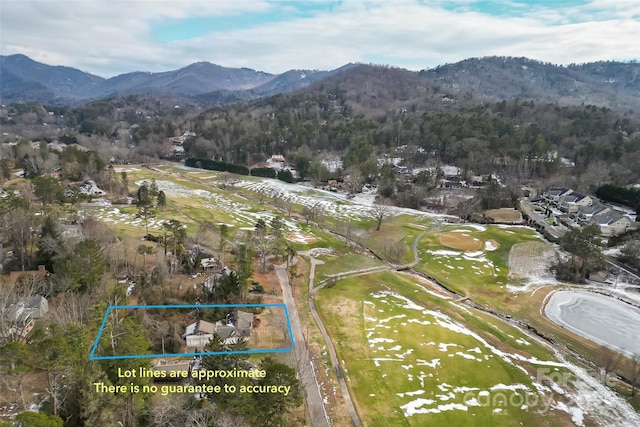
[544,291,640,357]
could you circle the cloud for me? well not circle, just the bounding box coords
[1,0,638,77]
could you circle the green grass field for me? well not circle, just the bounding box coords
[363,214,435,264]
[413,225,542,304]
[314,254,387,284]
[315,271,575,426]
[70,165,637,425]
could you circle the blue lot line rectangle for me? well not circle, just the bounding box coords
[90,303,294,360]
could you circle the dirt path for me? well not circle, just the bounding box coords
[303,254,362,427]
[274,263,331,427]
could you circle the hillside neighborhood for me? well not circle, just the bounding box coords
[541,187,637,237]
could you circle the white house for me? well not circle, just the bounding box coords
[78,180,106,197]
[0,295,48,343]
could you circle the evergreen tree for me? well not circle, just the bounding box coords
[255,218,267,236]
[200,335,251,416]
[235,243,254,284]
[250,357,302,427]
[213,271,242,303]
[54,239,106,292]
[270,216,286,260]
[162,219,186,257]
[120,171,129,194]
[36,216,64,274]
[149,178,159,198]
[156,190,166,208]
[33,176,64,205]
[96,314,153,427]
[14,411,63,427]
[137,204,156,236]
[137,182,151,206]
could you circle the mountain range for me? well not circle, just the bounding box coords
[0,54,341,106]
[1,54,639,111]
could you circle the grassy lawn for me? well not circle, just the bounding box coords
[483,208,522,222]
[290,225,349,252]
[363,214,435,264]
[11,162,636,424]
[314,254,387,284]
[413,225,542,304]
[315,271,575,426]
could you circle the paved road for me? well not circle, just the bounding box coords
[605,257,640,281]
[519,199,565,239]
[310,223,441,295]
[274,263,330,427]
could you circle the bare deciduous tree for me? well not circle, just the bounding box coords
[371,200,392,231]
[599,346,621,385]
[382,239,405,262]
[302,202,320,225]
[345,167,363,195]
[48,291,95,326]
[254,233,274,272]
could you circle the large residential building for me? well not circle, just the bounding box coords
[590,210,632,237]
[542,188,637,237]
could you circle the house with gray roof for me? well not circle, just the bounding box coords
[235,310,254,337]
[558,191,592,212]
[543,187,573,203]
[591,211,632,236]
[577,203,610,222]
[184,320,216,351]
[0,295,48,343]
[183,310,254,351]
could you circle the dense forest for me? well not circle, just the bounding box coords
[2,66,639,216]
[3,68,639,189]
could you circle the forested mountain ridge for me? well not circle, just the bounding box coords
[2,54,639,112]
[0,54,104,104]
[421,57,640,113]
[2,56,640,213]
[3,62,639,192]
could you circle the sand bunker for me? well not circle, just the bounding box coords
[438,232,483,251]
[483,208,523,223]
[485,240,500,251]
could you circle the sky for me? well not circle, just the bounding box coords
[1,0,638,77]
